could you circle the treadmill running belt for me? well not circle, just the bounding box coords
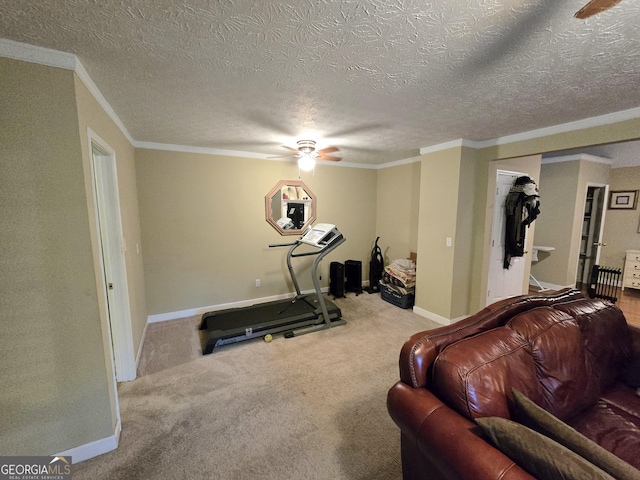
[199,295,343,353]
[204,297,317,331]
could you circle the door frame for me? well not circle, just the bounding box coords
[486,169,530,305]
[576,182,609,285]
[87,128,136,382]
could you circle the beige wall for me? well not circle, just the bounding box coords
[602,166,640,270]
[478,118,640,162]
[0,58,114,454]
[530,158,611,287]
[74,73,147,404]
[451,147,479,318]
[530,160,581,286]
[375,160,421,264]
[136,149,377,315]
[415,146,478,320]
[470,123,640,313]
[3,47,640,462]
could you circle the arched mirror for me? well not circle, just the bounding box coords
[265,180,316,235]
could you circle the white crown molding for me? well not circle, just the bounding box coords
[332,161,378,169]
[378,155,422,169]
[134,141,271,159]
[0,38,134,145]
[420,107,640,155]
[542,153,613,165]
[134,141,382,168]
[0,38,75,69]
[3,38,639,169]
[478,106,640,148]
[74,60,135,144]
[419,139,484,155]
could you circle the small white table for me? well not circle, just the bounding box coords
[531,246,555,291]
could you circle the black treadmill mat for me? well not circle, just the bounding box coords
[202,296,338,332]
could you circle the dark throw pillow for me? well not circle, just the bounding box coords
[511,388,640,480]
[622,356,640,388]
[475,416,615,480]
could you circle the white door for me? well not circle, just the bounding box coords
[486,170,528,305]
[90,132,136,381]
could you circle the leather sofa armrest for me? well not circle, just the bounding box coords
[387,382,535,480]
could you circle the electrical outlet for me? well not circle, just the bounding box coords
[255,279,261,287]
[446,237,452,247]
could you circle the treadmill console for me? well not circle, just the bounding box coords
[299,223,342,248]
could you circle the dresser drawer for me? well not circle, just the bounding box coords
[625,270,640,281]
[624,279,640,289]
[625,263,640,276]
[623,252,640,290]
[627,252,640,263]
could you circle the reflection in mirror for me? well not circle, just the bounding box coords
[265,180,316,235]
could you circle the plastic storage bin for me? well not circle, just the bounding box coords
[380,281,414,309]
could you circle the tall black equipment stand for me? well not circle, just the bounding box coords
[345,260,363,295]
[330,262,345,299]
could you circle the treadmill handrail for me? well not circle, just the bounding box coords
[269,242,297,248]
[290,236,344,258]
[310,234,345,324]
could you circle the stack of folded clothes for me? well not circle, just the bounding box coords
[380,258,416,308]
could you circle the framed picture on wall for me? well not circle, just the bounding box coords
[609,190,638,210]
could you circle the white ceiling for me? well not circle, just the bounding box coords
[1,0,640,166]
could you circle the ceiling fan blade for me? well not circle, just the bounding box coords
[318,155,341,162]
[574,0,622,19]
[268,145,301,158]
[316,146,339,155]
[268,152,299,159]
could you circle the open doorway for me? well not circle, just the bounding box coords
[486,169,530,305]
[576,184,608,288]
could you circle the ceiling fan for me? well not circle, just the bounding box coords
[574,0,622,19]
[275,140,342,173]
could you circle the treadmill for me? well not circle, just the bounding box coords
[199,223,346,354]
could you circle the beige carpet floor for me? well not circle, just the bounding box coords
[73,293,440,480]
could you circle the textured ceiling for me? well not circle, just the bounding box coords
[1,0,640,165]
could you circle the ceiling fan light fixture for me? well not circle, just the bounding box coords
[297,140,316,155]
[298,154,316,171]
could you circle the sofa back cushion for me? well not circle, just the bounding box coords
[432,306,601,421]
[553,299,633,393]
[399,289,583,388]
[507,307,599,419]
[432,327,543,419]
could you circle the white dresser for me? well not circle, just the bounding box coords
[623,250,640,291]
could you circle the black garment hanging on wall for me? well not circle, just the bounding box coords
[504,176,540,269]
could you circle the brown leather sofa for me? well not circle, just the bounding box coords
[387,289,640,480]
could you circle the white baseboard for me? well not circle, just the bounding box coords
[147,287,334,324]
[56,418,120,464]
[135,319,150,370]
[528,279,573,291]
[412,306,468,326]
